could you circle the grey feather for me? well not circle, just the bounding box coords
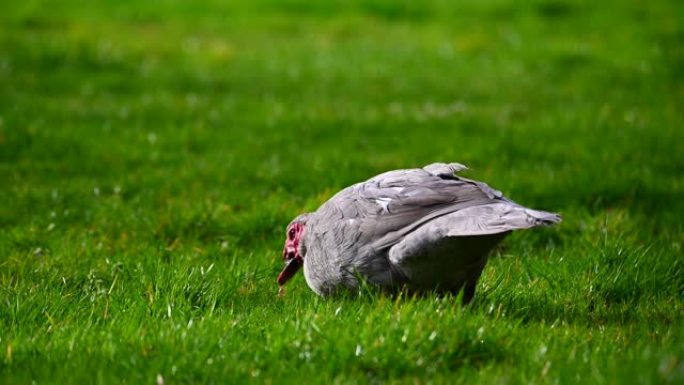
[294,162,561,299]
[423,162,468,177]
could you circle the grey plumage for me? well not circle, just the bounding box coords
[290,162,561,300]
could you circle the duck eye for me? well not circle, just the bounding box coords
[288,228,296,240]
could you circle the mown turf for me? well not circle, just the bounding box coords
[1,0,683,384]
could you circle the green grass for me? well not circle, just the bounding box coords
[1,0,683,383]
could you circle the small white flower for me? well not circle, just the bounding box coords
[538,344,548,357]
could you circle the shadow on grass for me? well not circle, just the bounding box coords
[535,0,576,19]
[351,338,507,381]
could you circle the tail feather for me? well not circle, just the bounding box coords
[435,203,561,237]
[520,207,562,226]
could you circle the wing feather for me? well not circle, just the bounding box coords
[313,163,560,252]
[347,165,510,249]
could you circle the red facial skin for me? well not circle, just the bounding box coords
[277,222,305,286]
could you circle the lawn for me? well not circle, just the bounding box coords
[1,0,683,383]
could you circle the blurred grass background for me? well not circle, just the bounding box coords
[1,0,683,384]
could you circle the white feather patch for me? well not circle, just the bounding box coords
[375,197,392,212]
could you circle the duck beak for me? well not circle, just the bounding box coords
[277,256,303,286]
